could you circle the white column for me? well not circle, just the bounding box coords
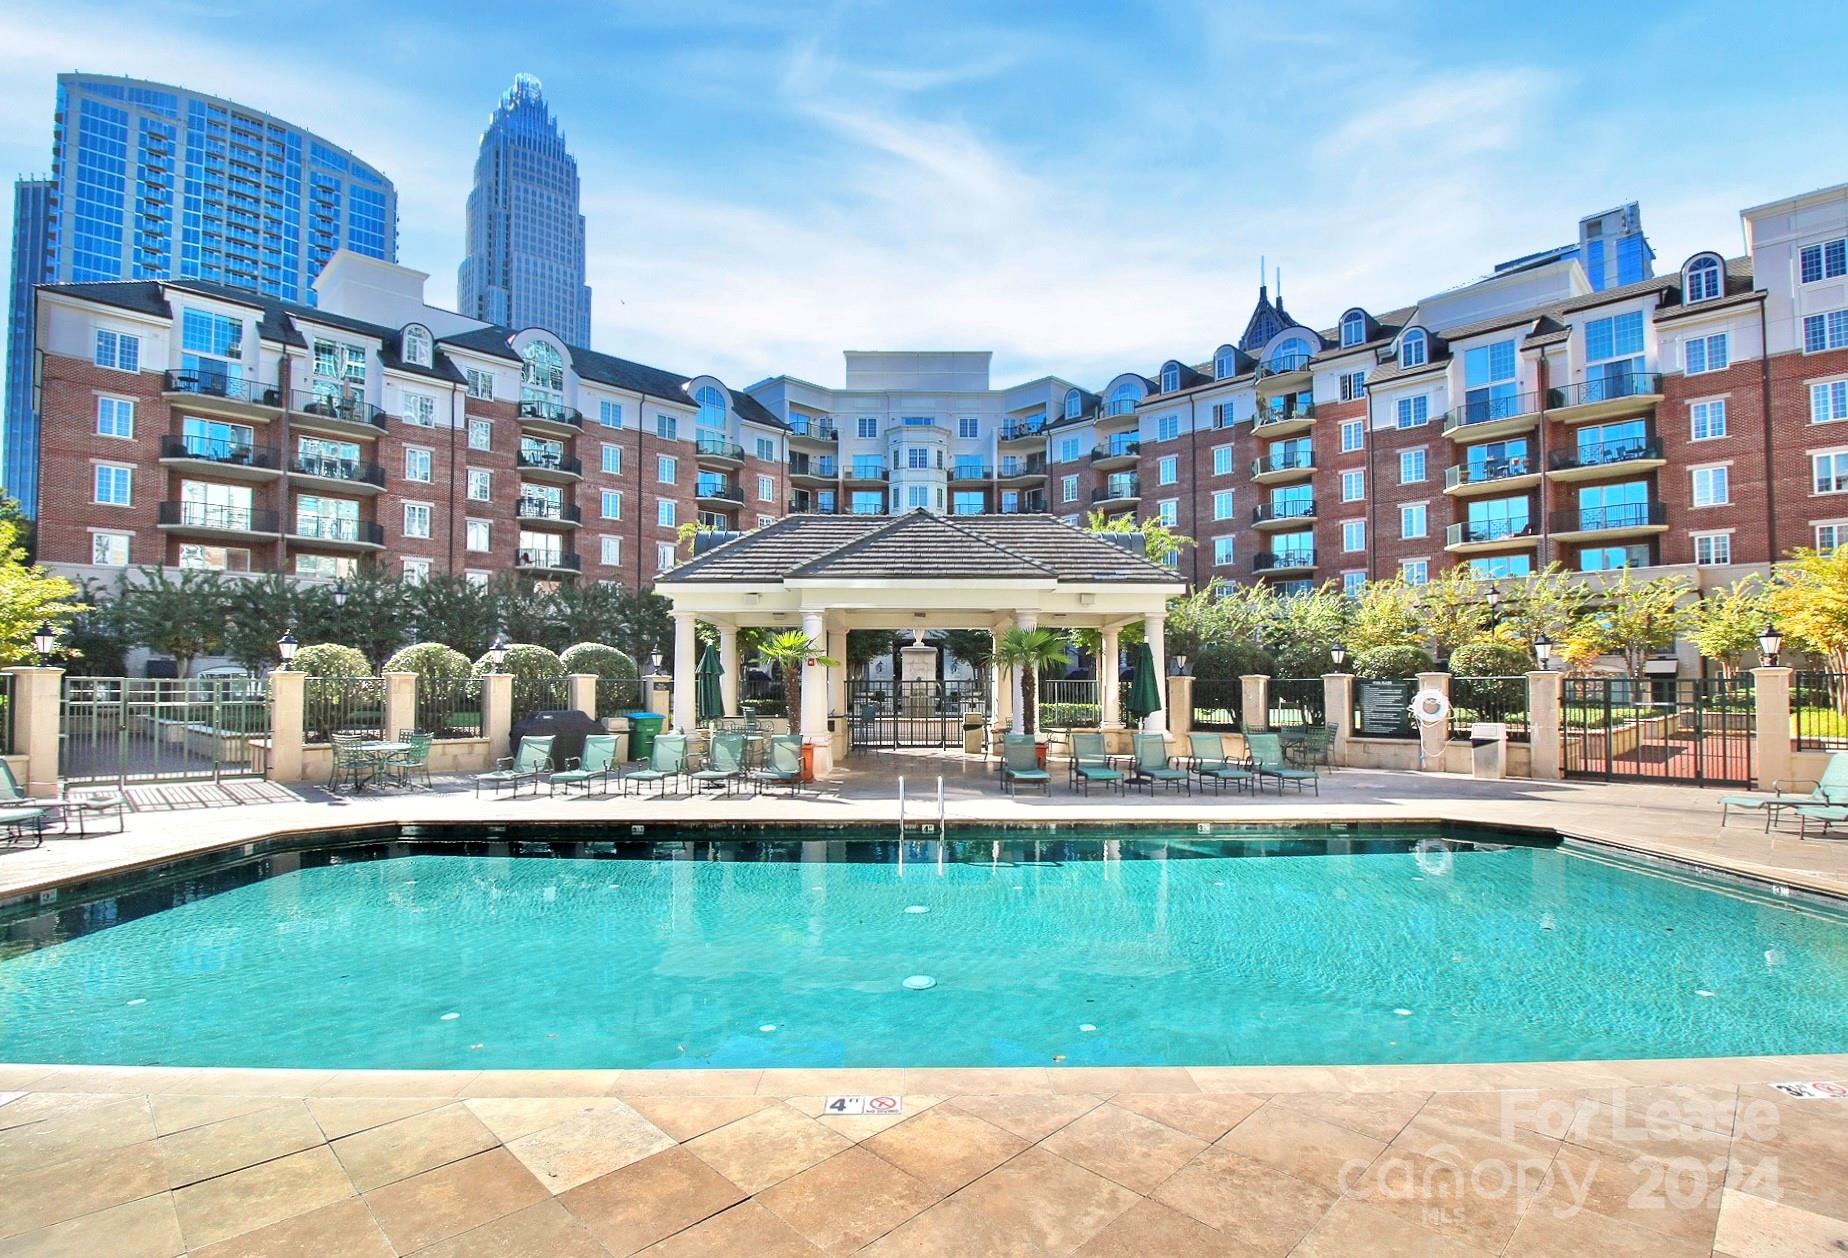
[1142,613,1167,733]
[826,623,848,720]
[1012,610,1037,734]
[800,611,827,742]
[1100,625,1122,728]
[718,623,740,717]
[990,622,1011,734]
[671,612,698,732]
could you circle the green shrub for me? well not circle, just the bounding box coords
[382,641,472,683]
[1352,644,1435,679]
[559,641,638,680]
[1039,702,1102,728]
[293,642,369,678]
[473,642,566,717]
[1193,641,1273,680]
[1446,640,1531,678]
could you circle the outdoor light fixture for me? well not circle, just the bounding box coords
[648,649,664,673]
[1533,632,1554,669]
[32,623,55,658]
[1486,587,1502,615]
[489,633,509,671]
[276,629,299,664]
[1759,623,1783,667]
[1329,643,1348,669]
[332,580,349,609]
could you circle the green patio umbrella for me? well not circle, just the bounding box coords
[695,646,724,724]
[1126,642,1163,722]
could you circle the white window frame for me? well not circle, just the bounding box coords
[1690,464,1729,508]
[466,368,495,401]
[1212,444,1233,475]
[90,531,130,566]
[657,455,677,484]
[1060,475,1078,503]
[1813,379,1848,425]
[1158,455,1178,486]
[1342,519,1366,552]
[467,418,491,450]
[402,502,432,538]
[1684,332,1728,376]
[465,468,491,501]
[1213,536,1236,566]
[403,447,433,483]
[96,396,135,439]
[1340,419,1364,452]
[1212,490,1234,520]
[601,489,622,520]
[601,444,622,475]
[656,541,677,572]
[600,535,622,565]
[465,519,490,552]
[1399,449,1427,483]
[1401,559,1429,584]
[93,463,133,506]
[1692,531,1732,566]
[1400,502,1428,539]
[758,474,775,502]
[1689,398,1727,441]
[657,499,676,528]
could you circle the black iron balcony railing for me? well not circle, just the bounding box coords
[1258,351,1313,378]
[1091,437,1140,462]
[1000,417,1049,440]
[1252,451,1314,475]
[516,498,583,524]
[1551,502,1668,533]
[158,434,280,470]
[788,456,837,477]
[998,456,1049,477]
[1001,493,1048,514]
[1253,500,1317,524]
[695,478,744,503]
[695,435,745,461]
[163,370,281,407]
[293,390,387,430]
[1254,402,1316,429]
[787,498,839,514]
[515,450,583,476]
[1443,390,1542,432]
[786,416,838,440]
[1093,478,1141,502]
[1445,457,1534,489]
[158,500,279,533]
[844,463,890,481]
[517,399,582,427]
[1547,436,1664,472]
[292,516,384,545]
[1445,518,1536,546]
[1255,550,1315,571]
[1546,373,1664,410]
[949,465,993,481]
[288,454,384,487]
[516,549,582,572]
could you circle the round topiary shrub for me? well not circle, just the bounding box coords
[473,642,566,718]
[559,642,637,680]
[1352,643,1435,679]
[293,643,376,743]
[382,641,473,683]
[1446,640,1532,678]
[293,642,369,678]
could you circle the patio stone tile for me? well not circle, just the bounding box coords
[1291,1197,1493,1257]
[307,1095,449,1141]
[756,1068,905,1097]
[858,1196,1044,1257]
[1072,1196,1262,1257]
[1565,1098,1734,1164]
[0,1095,157,1174]
[458,1069,626,1098]
[0,1192,185,1258]
[1505,1194,1710,1256]
[624,1095,775,1142]
[158,1099,325,1187]
[758,1146,940,1253]
[188,1198,393,1258]
[612,1069,764,1097]
[1268,1089,1431,1142]
[1419,1089,1591,1141]
[362,1147,549,1254]
[1039,1102,1208,1194]
[1536,1143,1719,1245]
[0,1090,130,1131]
[683,1102,852,1195]
[171,1145,355,1251]
[951,1146,1139,1254]
[902,1067,1051,1094]
[406,1198,611,1258]
[148,1093,286,1138]
[1727,1136,1848,1226]
[1108,1091,1267,1142]
[794,1093,944,1140]
[0,1067,53,1091]
[0,1138,166,1238]
[1388,1108,1561,1185]
[939,1092,1104,1142]
[1713,1185,1848,1257]
[1188,1065,1348,1094]
[463,1096,637,1144]
[331,1101,499,1191]
[140,1068,335,1097]
[1043,1065,1198,1094]
[641,1200,821,1256]
[862,1106,1028,1194]
[10,1066,180,1095]
[1586,1084,1742,1137]
[1213,1101,1385,1193]
[1341,1147,1529,1253]
[559,1145,745,1256]
[306,1068,479,1098]
[1152,1146,1335,1254]
[503,1102,677,1194]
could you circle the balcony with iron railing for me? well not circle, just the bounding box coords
[786,416,838,441]
[515,548,582,574]
[1444,517,1538,551]
[515,498,583,527]
[515,450,583,480]
[1549,501,1669,540]
[1251,450,1315,482]
[289,515,386,549]
[163,370,282,411]
[695,477,744,504]
[1545,372,1665,422]
[1442,390,1543,439]
[1444,456,1539,496]
[997,456,1049,480]
[287,453,385,492]
[158,434,281,479]
[843,462,890,483]
[787,497,838,514]
[1254,549,1315,572]
[292,390,388,433]
[999,417,1049,441]
[1546,436,1667,480]
[999,492,1048,514]
[695,435,746,464]
[516,399,583,431]
[1090,436,1140,469]
[1252,499,1317,529]
[788,455,837,480]
[1256,351,1313,393]
[1253,400,1316,437]
[157,500,280,536]
[1092,477,1141,505]
[949,465,994,482]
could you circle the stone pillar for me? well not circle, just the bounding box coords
[1100,626,1122,728]
[990,623,1012,736]
[719,625,740,717]
[801,610,831,777]
[1167,675,1193,740]
[3,667,63,797]
[567,673,597,721]
[266,669,305,785]
[1527,670,1563,781]
[671,612,698,733]
[1416,671,1451,705]
[826,623,848,757]
[1142,614,1167,733]
[1751,666,1794,791]
[1011,611,1037,734]
[642,672,671,718]
[1240,675,1270,732]
[482,671,514,759]
[1324,672,1354,767]
[382,671,416,740]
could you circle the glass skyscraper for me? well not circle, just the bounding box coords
[2,74,397,515]
[457,75,592,345]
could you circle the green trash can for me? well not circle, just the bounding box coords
[628,712,666,761]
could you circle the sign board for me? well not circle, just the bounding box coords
[1355,679,1416,737]
[823,1095,902,1116]
[1769,1080,1847,1099]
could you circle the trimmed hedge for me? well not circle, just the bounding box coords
[559,641,638,681]
[1352,644,1435,680]
[382,641,473,683]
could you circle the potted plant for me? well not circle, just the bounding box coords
[996,626,1068,765]
[756,629,841,778]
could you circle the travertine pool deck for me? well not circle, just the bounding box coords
[3,760,1845,1254]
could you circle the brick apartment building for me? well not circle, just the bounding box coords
[22,181,1848,612]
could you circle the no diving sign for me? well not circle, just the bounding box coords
[824,1095,902,1115]
[1768,1080,1847,1099]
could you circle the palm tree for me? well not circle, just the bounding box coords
[755,630,840,734]
[995,627,1068,736]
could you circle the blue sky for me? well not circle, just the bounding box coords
[3,0,1843,391]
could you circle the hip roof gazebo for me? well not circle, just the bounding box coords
[652,511,1186,776]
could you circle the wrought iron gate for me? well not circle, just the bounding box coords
[848,679,988,748]
[61,676,270,785]
[1562,676,1753,786]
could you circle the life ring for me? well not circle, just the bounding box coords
[1409,689,1450,724]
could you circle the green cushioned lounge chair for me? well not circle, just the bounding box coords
[1068,731,1125,795]
[1187,732,1256,794]
[0,805,51,847]
[474,736,554,798]
[751,734,805,795]
[1002,733,1051,796]
[1246,732,1319,795]
[1131,732,1191,794]
[690,732,748,796]
[622,733,688,797]
[550,734,618,796]
[1720,752,1848,830]
[1794,803,1848,840]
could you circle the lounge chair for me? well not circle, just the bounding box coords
[1720,753,1848,829]
[1793,804,1848,840]
[751,734,805,795]
[474,736,554,798]
[550,734,618,796]
[0,763,104,838]
[1002,732,1051,795]
[622,733,688,796]
[0,806,50,847]
[690,732,748,795]
[1068,731,1125,795]
[1247,732,1320,795]
[1131,732,1191,794]
[1187,732,1256,794]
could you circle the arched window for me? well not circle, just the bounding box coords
[1106,382,1141,416]
[402,325,431,367]
[1340,311,1366,347]
[1064,389,1083,419]
[1161,362,1181,393]
[696,385,727,433]
[1685,255,1722,303]
[520,340,564,404]
[1400,329,1428,368]
[1267,336,1312,372]
[1214,345,1237,379]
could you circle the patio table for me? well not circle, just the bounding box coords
[354,741,410,790]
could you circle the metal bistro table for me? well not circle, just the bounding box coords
[355,740,411,790]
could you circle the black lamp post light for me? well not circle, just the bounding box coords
[1330,643,1348,671]
[332,580,349,610]
[1759,624,1783,668]
[277,629,300,666]
[1533,632,1554,671]
[489,633,510,672]
[32,623,56,659]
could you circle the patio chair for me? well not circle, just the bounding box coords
[474,736,554,798]
[550,734,618,796]
[1247,732,1320,795]
[1793,803,1848,840]
[622,733,688,796]
[387,731,434,789]
[751,734,805,795]
[328,732,371,791]
[1001,732,1051,796]
[0,763,105,838]
[1293,725,1337,771]
[1131,732,1191,794]
[1187,732,1256,795]
[1068,731,1124,795]
[1719,753,1848,830]
[690,732,748,795]
[0,806,50,847]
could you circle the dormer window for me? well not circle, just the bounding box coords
[1684,255,1722,304]
[1400,329,1428,368]
[1106,382,1141,416]
[402,325,432,367]
[1161,363,1181,393]
[1214,345,1237,379]
[1340,311,1366,347]
[1064,389,1082,420]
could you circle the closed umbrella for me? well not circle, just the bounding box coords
[695,647,724,724]
[1126,642,1163,721]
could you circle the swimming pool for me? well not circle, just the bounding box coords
[2,826,1844,1069]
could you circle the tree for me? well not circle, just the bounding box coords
[495,577,562,649]
[383,642,473,682]
[119,568,229,676]
[1346,578,1423,655]
[1351,643,1435,679]
[407,576,500,659]
[1500,564,1591,656]
[756,630,838,735]
[847,630,902,674]
[1086,510,1194,566]
[1580,571,1694,678]
[1264,583,1349,676]
[937,629,996,675]
[994,626,1068,736]
[220,574,300,673]
[58,578,130,675]
[1770,548,1848,674]
[311,565,413,667]
[0,516,83,665]
[1688,577,1773,676]
[1414,567,1493,654]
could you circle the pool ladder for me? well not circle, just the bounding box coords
[896,775,945,840]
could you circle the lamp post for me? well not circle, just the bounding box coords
[1329,643,1348,671]
[1759,624,1783,668]
[488,633,509,672]
[648,648,664,674]
[277,629,299,666]
[1486,587,1502,624]
[332,580,349,610]
[1533,632,1554,671]
[32,623,56,659]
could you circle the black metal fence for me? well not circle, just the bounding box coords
[61,676,269,784]
[1794,672,1848,750]
[1268,678,1326,728]
[596,676,644,716]
[511,677,573,726]
[417,677,483,738]
[742,674,788,717]
[848,679,988,747]
[1563,675,1753,785]
[1190,675,1242,730]
[1449,675,1531,742]
[302,677,384,743]
[0,672,12,755]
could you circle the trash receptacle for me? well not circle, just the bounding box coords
[962,713,985,756]
[628,712,665,761]
[1469,722,1507,780]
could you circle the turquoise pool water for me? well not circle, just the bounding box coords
[1,834,1845,1068]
